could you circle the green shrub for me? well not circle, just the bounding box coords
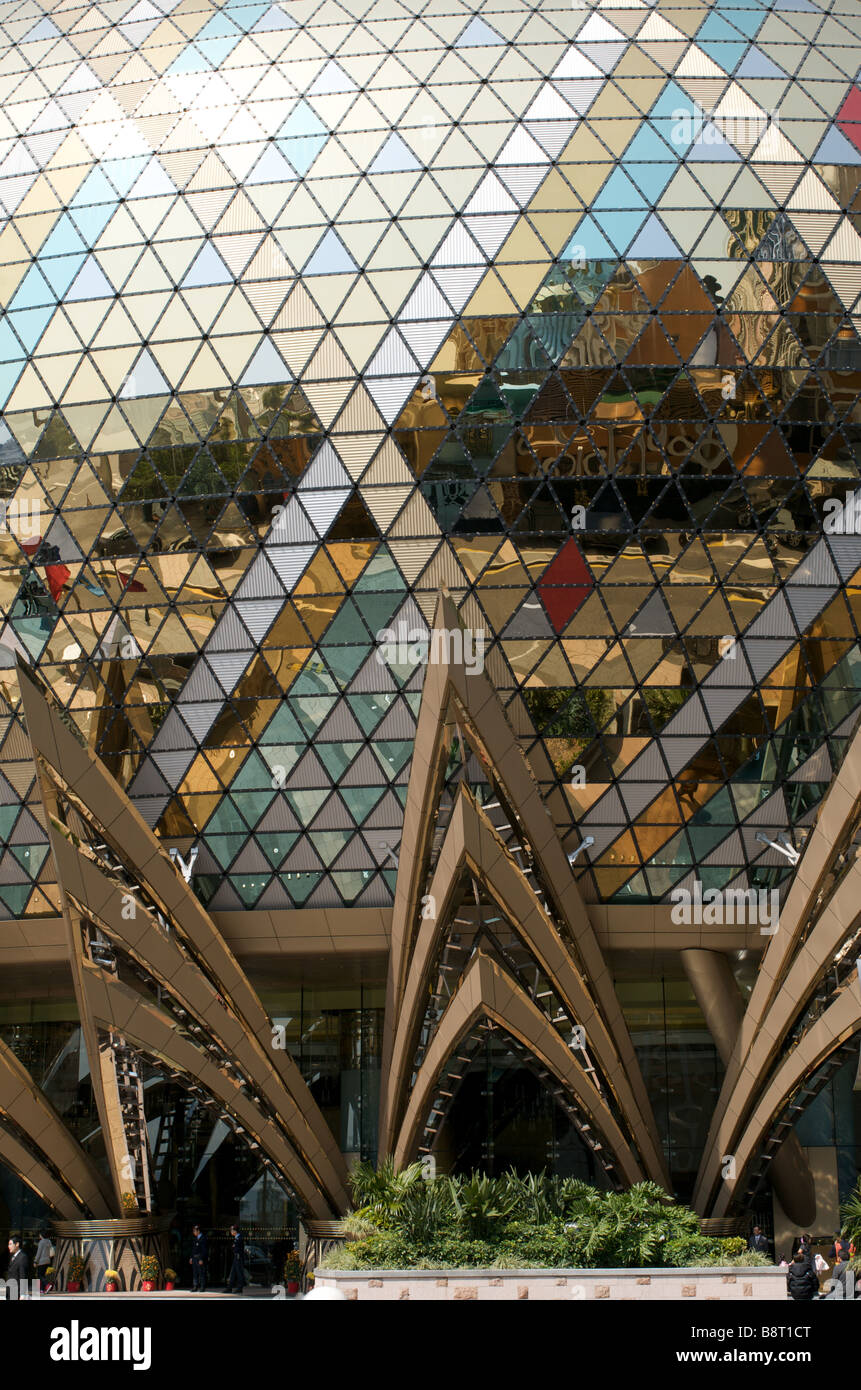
[664,1235,722,1267]
[321,1230,498,1271]
[498,1170,594,1224]
[320,1231,405,1269]
[663,1238,770,1268]
[426,1235,499,1269]
[494,1221,574,1269]
[562,1181,701,1268]
[451,1172,517,1239]
[350,1157,427,1230]
[339,1166,741,1271]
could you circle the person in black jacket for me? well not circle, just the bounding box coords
[189,1225,208,1293]
[6,1235,29,1299]
[748,1226,771,1257]
[786,1250,819,1301]
[226,1224,245,1294]
[791,1233,815,1267]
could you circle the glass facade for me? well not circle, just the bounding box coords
[0,0,857,915]
[620,972,724,1203]
[435,1036,611,1181]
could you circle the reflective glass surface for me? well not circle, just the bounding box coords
[0,0,859,910]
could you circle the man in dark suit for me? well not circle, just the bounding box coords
[227,1224,245,1294]
[189,1224,208,1293]
[748,1225,771,1256]
[6,1235,29,1299]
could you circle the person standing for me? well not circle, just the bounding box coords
[792,1233,815,1267]
[831,1252,854,1300]
[226,1224,245,1295]
[748,1225,771,1257]
[33,1230,53,1290]
[829,1233,851,1263]
[189,1225,208,1293]
[786,1250,819,1301]
[6,1236,29,1299]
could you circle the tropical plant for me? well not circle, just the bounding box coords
[68,1255,87,1282]
[399,1176,457,1245]
[497,1169,594,1224]
[139,1255,160,1283]
[500,1170,555,1225]
[450,1172,518,1240]
[283,1250,301,1280]
[164,1268,177,1281]
[567,1182,684,1267]
[104,1269,120,1281]
[840,1177,861,1250]
[340,1212,379,1241]
[120,1191,139,1217]
[333,1167,751,1271]
[349,1157,425,1228]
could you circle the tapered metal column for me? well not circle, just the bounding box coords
[34,767,129,1216]
[681,948,815,1226]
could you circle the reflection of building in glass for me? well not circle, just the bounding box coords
[0,0,860,1256]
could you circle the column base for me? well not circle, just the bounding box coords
[52,1215,173,1293]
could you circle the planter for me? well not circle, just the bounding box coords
[287,1280,299,1296]
[165,1281,175,1291]
[313,1266,787,1302]
[141,1280,156,1292]
[105,1281,118,1293]
[67,1281,81,1293]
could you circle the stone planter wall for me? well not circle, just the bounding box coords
[314,1267,787,1301]
[53,1217,173,1293]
